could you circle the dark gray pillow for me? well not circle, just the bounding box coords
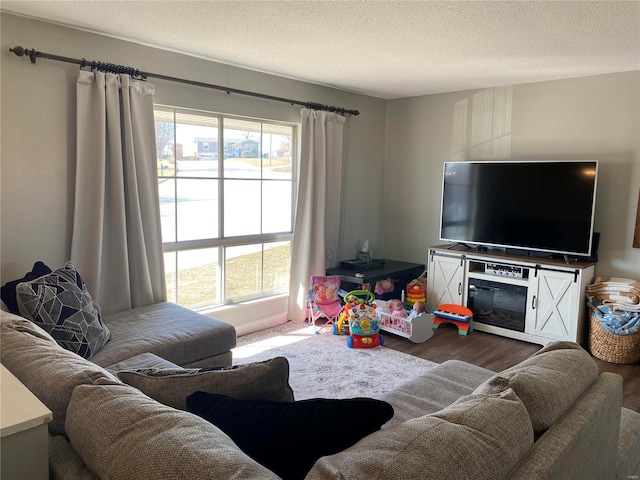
[16,261,110,359]
[117,356,295,410]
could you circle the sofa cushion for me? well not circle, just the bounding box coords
[187,392,394,480]
[117,356,295,410]
[0,311,120,435]
[381,359,494,426]
[16,261,110,359]
[1,261,52,314]
[49,435,98,480]
[105,352,181,375]
[307,388,534,480]
[89,302,236,368]
[472,341,599,435]
[66,383,280,480]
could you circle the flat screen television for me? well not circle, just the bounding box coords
[439,160,598,257]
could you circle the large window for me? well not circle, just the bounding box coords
[155,106,295,308]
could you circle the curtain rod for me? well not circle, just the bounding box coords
[9,46,360,116]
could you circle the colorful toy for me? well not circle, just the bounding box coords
[307,276,343,334]
[334,308,350,336]
[407,300,426,320]
[376,300,434,343]
[340,289,383,348]
[387,298,408,318]
[432,303,474,336]
[405,280,426,309]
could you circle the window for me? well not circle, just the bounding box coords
[155,106,295,308]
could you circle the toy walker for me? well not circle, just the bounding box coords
[336,290,384,348]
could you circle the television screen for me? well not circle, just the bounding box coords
[440,160,598,257]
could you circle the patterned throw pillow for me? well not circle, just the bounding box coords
[16,261,110,359]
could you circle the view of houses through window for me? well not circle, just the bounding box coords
[154,106,295,308]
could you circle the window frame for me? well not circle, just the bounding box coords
[156,105,298,308]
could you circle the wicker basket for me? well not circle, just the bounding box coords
[588,311,640,364]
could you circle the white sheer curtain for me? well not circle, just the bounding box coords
[288,108,346,321]
[71,70,166,315]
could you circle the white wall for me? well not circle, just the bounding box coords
[384,72,640,279]
[0,13,387,331]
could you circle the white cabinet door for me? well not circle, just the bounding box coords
[427,253,465,311]
[530,269,579,341]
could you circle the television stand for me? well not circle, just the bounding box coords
[427,245,595,346]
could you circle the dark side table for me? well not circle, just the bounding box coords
[326,259,425,300]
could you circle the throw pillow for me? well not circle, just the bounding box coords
[186,392,395,480]
[16,261,110,359]
[1,261,52,314]
[472,341,599,435]
[117,356,295,410]
[307,389,534,480]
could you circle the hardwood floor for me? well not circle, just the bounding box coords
[382,323,640,412]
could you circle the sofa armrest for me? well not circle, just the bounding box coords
[508,372,622,480]
[617,407,640,480]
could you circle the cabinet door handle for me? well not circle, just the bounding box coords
[458,283,462,296]
[531,295,536,310]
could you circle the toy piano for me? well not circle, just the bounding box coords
[432,304,474,336]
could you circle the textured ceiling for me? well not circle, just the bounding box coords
[2,1,639,99]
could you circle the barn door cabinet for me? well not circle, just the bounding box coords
[427,245,595,346]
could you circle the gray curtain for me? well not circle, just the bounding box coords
[288,108,345,322]
[71,71,166,315]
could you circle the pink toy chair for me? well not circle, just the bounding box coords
[307,276,343,334]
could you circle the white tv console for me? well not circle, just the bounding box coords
[426,245,596,346]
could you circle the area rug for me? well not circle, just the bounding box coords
[233,321,437,400]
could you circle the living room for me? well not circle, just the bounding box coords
[1,4,638,335]
[1,3,639,479]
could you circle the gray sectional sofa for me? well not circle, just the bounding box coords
[2,307,639,480]
[88,301,237,370]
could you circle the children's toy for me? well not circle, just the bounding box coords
[387,298,408,318]
[341,290,383,348]
[407,301,426,320]
[307,276,343,334]
[405,279,426,309]
[376,300,434,343]
[334,307,351,336]
[432,303,474,336]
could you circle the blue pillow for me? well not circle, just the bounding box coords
[1,261,52,314]
[186,392,394,480]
